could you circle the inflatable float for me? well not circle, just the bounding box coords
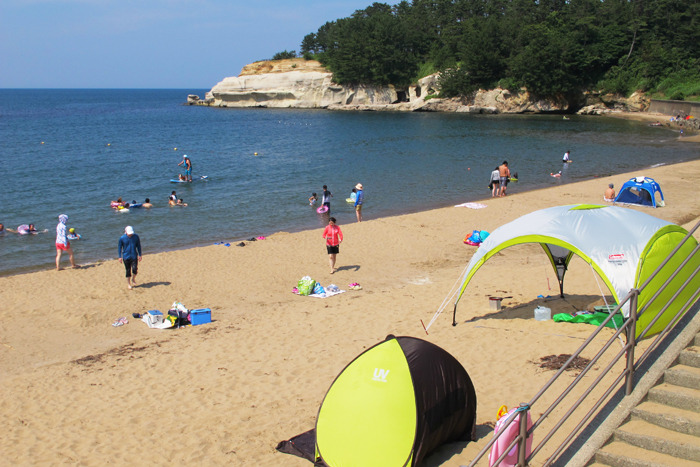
[17,224,33,235]
[317,205,329,214]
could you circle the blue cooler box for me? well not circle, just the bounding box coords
[189,308,211,326]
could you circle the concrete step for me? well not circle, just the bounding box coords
[595,440,700,466]
[695,333,700,347]
[648,382,700,412]
[633,400,700,436]
[665,363,700,390]
[679,345,700,368]
[613,418,700,462]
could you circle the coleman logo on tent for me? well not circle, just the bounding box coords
[608,253,626,262]
[372,368,390,382]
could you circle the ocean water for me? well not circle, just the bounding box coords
[0,89,696,276]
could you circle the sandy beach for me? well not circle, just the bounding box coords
[2,157,700,466]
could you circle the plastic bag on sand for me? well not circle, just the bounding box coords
[313,282,325,295]
[298,276,316,296]
[171,301,189,313]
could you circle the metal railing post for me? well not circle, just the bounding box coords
[518,403,530,466]
[625,290,639,395]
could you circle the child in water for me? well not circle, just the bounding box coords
[309,193,317,205]
[67,227,82,240]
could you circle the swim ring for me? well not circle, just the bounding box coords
[317,205,329,214]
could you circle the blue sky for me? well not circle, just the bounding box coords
[0,0,397,89]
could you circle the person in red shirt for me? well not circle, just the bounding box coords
[322,217,343,274]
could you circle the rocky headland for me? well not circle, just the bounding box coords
[188,58,656,116]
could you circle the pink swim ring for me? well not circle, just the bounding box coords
[317,205,329,214]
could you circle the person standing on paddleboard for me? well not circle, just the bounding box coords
[178,154,192,182]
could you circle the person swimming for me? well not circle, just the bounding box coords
[111,197,125,208]
[18,224,38,234]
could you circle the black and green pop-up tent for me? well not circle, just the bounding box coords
[276,335,477,466]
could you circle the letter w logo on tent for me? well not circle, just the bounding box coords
[372,368,389,382]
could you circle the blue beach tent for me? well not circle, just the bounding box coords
[614,176,665,208]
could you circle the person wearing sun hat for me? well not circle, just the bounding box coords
[118,225,142,289]
[178,154,193,182]
[55,214,77,270]
[354,183,364,222]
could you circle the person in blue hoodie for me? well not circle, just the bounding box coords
[354,183,364,222]
[118,225,142,289]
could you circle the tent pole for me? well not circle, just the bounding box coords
[559,278,565,298]
[452,303,458,326]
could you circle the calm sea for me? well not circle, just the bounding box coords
[0,89,696,276]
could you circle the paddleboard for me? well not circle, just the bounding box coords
[170,175,209,183]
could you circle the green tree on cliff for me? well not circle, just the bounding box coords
[300,0,699,100]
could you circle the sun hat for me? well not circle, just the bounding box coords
[183,154,189,159]
[125,226,134,235]
[355,183,363,190]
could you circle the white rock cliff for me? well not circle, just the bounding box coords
[193,58,645,114]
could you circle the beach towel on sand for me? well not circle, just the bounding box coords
[455,202,487,209]
[308,288,345,298]
[293,283,346,298]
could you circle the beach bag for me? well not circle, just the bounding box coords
[464,230,483,246]
[468,230,483,244]
[298,276,316,296]
[313,282,325,295]
[488,407,533,467]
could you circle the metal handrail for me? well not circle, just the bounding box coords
[466,219,700,466]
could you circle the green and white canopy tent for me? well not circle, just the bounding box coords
[442,204,699,338]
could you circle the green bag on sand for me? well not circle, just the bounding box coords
[553,312,624,329]
[298,276,316,296]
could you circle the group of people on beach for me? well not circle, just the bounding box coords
[309,182,364,274]
[489,161,512,197]
[168,191,188,206]
[2,155,189,282]
[309,183,364,223]
[52,213,142,285]
[111,197,153,211]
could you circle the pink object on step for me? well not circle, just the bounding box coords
[488,407,533,467]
